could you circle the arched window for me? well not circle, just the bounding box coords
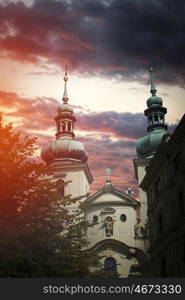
[92,215,98,224]
[68,123,71,132]
[56,179,65,197]
[62,123,65,132]
[104,257,117,272]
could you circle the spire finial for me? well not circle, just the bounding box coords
[149,67,157,96]
[62,65,68,103]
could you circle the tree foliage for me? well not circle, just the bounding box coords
[0,115,110,277]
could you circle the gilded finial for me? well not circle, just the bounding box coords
[149,66,157,96]
[63,65,68,103]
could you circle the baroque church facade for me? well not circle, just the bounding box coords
[41,67,168,277]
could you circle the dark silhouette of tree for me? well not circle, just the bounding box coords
[0,115,116,277]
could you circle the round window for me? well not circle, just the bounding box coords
[92,215,98,224]
[120,214,127,222]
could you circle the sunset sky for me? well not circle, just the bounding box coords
[0,0,185,194]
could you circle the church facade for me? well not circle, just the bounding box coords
[84,180,148,277]
[41,67,168,277]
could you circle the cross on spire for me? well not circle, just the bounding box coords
[126,187,134,197]
[105,168,112,182]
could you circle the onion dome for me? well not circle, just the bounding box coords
[136,67,168,159]
[41,137,88,164]
[41,65,88,164]
[136,128,167,159]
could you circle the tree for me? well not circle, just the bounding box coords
[0,114,109,277]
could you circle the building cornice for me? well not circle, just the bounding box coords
[50,159,93,184]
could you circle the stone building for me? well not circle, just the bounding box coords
[140,114,185,277]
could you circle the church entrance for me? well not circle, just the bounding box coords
[104,257,117,272]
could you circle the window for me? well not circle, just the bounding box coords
[56,179,65,196]
[154,114,158,122]
[68,123,71,132]
[104,257,117,272]
[159,212,163,234]
[62,123,65,132]
[161,258,168,277]
[178,190,184,217]
[173,151,181,173]
[92,215,98,224]
[120,214,127,222]
[155,178,161,197]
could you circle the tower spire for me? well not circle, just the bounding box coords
[63,65,68,103]
[149,67,157,96]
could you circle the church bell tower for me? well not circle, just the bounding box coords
[133,68,168,249]
[41,66,93,198]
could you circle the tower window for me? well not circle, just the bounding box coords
[104,257,117,272]
[154,114,158,122]
[62,123,65,132]
[68,123,71,132]
[92,215,98,224]
[120,214,127,222]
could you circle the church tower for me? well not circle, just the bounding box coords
[133,68,168,247]
[41,67,93,198]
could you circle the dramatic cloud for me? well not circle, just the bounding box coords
[0,90,149,140]
[0,0,185,85]
[0,89,177,194]
[78,111,147,139]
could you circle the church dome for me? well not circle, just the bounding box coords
[57,103,74,114]
[136,128,166,159]
[41,137,88,164]
[146,95,162,107]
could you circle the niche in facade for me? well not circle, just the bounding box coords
[92,215,98,224]
[105,216,113,237]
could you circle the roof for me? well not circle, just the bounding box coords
[84,181,140,209]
